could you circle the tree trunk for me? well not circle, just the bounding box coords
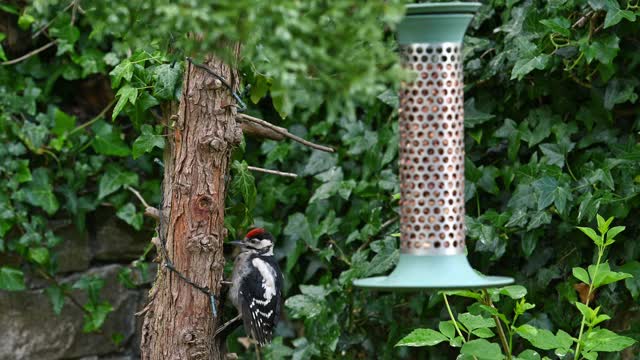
[141,49,243,360]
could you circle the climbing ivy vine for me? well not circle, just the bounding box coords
[0,0,639,359]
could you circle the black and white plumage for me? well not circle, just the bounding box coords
[229,228,283,346]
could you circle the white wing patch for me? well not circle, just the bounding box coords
[251,258,277,302]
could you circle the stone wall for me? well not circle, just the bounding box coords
[0,209,154,360]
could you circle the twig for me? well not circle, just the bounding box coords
[572,10,594,28]
[71,0,79,25]
[238,119,285,141]
[32,2,75,39]
[126,185,160,220]
[357,216,399,252]
[247,166,298,178]
[1,41,57,66]
[68,99,116,136]
[237,113,335,153]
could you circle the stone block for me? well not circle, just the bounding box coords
[0,265,140,360]
[90,208,151,261]
[54,224,91,273]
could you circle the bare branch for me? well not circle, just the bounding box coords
[237,113,335,153]
[1,41,57,66]
[572,10,594,28]
[126,185,160,220]
[247,166,298,178]
[238,118,285,141]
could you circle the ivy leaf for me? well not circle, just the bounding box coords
[45,285,66,315]
[310,167,344,203]
[365,248,399,276]
[153,63,183,100]
[15,160,32,183]
[52,108,76,136]
[91,120,131,157]
[132,125,165,159]
[116,203,143,230]
[17,168,59,215]
[285,294,323,319]
[583,34,619,64]
[619,261,640,299]
[50,22,80,55]
[112,85,139,120]
[511,54,550,80]
[231,160,257,210]
[285,213,315,248]
[521,232,538,257]
[603,79,638,110]
[0,266,26,291]
[532,177,571,213]
[460,339,504,359]
[465,98,495,128]
[539,17,570,36]
[395,329,448,347]
[98,164,139,199]
[603,0,637,28]
[251,75,270,104]
[109,59,134,88]
[303,151,338,176]
[28,246,50,265]
[82,302,113,333]
[377,89,399,108]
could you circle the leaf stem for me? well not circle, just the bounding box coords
[566,159,578,182]
[443,293,465,342]
[481,290,512,359]
[574,241,604,359]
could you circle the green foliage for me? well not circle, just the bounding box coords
[1,0,640,358]
[396,217,635,359]
[81,0,406,119]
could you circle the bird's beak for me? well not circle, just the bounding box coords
[229,240,245,247]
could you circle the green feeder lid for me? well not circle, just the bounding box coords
[353,254,513,290]
[398,2,482,44]
[405,2,482,15]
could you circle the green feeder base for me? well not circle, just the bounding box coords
[353,254,513,290]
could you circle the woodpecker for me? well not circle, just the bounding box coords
[228,228,283,346]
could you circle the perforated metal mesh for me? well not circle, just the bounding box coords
[399,42,465,256]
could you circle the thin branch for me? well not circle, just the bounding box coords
[237,113,335,153]
[247,166,298,178]
[238,119,285,141]
[32,1,76,39]
[68,99,116,136]
[126,185,160,220]
[572,10,594,28]
[357,216,399,252]
[1,41,57,66]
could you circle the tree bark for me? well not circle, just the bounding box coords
[141,48,243,360]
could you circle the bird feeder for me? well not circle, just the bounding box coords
[354,2,513,289]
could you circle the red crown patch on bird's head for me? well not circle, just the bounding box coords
[245,228,266,239]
